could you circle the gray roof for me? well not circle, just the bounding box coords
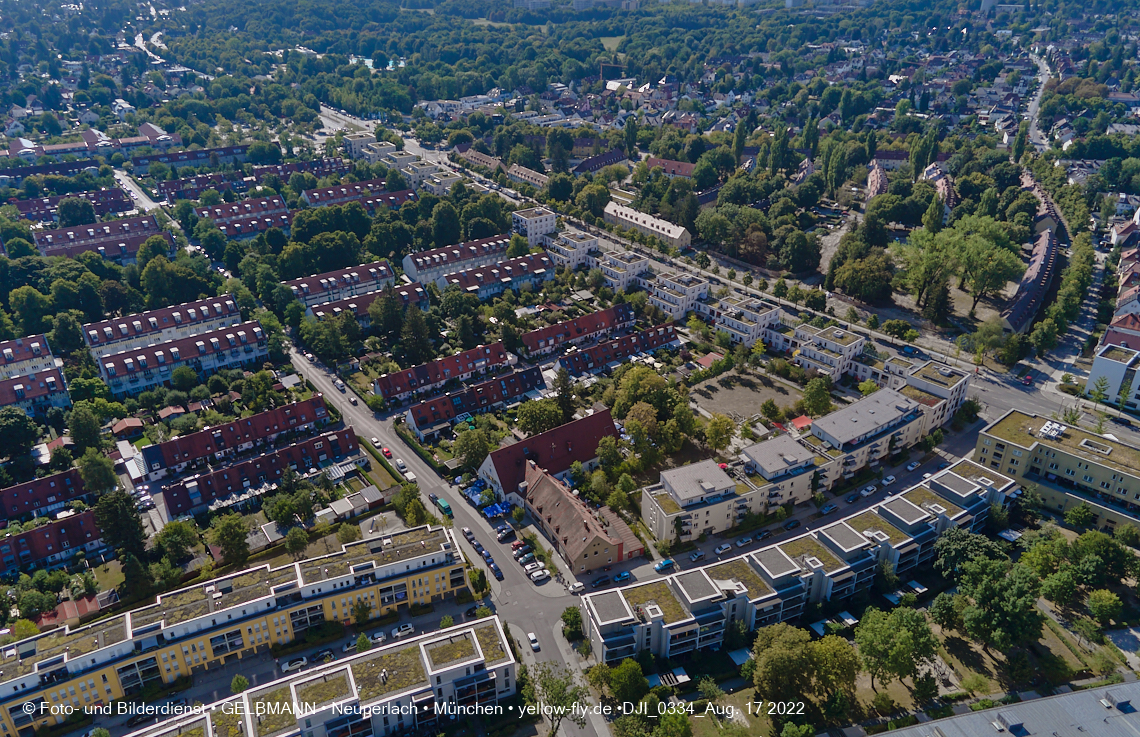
[753,547,800,579]
[673,570,718,602]
[660,460,734,502]
[811,389,920,446]
[879,497,930,527]
[588,591,633,624]
[819,522,869,554]
[741,435,815,479]
[930,473,979,501]
[888,683,1140,736]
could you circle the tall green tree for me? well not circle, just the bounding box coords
[94,488,146,558]
[400,305,434,364]
[210,514,251,567]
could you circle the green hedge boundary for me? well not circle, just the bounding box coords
[392,420,447,475]
[359,436,403,481]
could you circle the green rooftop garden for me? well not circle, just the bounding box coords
[296,672,352,708]
[351,645,427,702]
[251,687,295,737]
[211,703,244,737]
[623,582,688,624]
[904,486,964,516]
[708,559,771,598]
[845,511,907,544]
[779,536,844,573]
[474,623,508,666]
[425,634,477,669]
[300,527,445,584]
[158,718,207,737]
[987,411,1140,477]
[652,490,682,515]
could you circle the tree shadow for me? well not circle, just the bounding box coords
[943,635,994,679]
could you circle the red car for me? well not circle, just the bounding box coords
[381,447,392,458]
[1022,375,1033,386]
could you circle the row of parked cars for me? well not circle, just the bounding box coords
[132,484,155,511]
[279,623,419,673]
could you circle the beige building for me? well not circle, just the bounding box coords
[646,272,708,319]
[512,207,557,247]
[603,202,691,249]
[792,324,866,380]
[543,230,598,270]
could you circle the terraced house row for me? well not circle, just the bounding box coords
[118,616,515,737]
[0,525,468,737]
[586,460,1016,664]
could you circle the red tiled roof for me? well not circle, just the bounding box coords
[487,410,618,496]
[32,214,165,251]
[214,211,293,238]
[99,321,265,379]
[195,196,288,224]
[439,253,553,293]
[282,260,394,299]
[0,469,85,521]
[302,178,387,206]
[111,418,144,435]
[132,144,249,168]
[1103,329,1140,351]
[646,157,695,178]
[83,295,239,349]
[253,158,351,182]
[35,594,101,630]
[522,462,622,565]
[559,325,677,375]
[42,231,171,261]
[0,510,100,576]
[405,235,511,275]
[520,304,635,355]
[0,368,68,408]
[13,188,132,222]
[310,283,430,321]
[0,334,50,365]
[374,343,513,399]
[1111,313,1140,332]
[407,367,544,434]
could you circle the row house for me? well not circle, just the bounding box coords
[0,469,86,523]
[0,335,55,380]
[353,190,417,215]
[0,510,102,576]
[373,342,516,403]
[573,150,627,175]
[435,253,554,301]
[697,295,783,347]
[253,158,351,182]
[520,304,635,357]
[599,250,650,292]
[156,172,247,202]
[511,207,558,247]
[83,296,241,358]
[282,261,395,309]
[542,230,598,270]
[0,526,470,737]
[866,162,889,198]
[405,367,545,441]
[300,178,390,208]
[131,144,250,175]
[589,457,1011,663]
[1000,231,1058,335]
[310,283,430,324]
[212,211,294,240]
[13,188,133,223]
[0,160,101,188]
[0,369,71,418]
[645,272,708,320]
[792,324,866,380]
[194,196,288,226]
[31,214,168,263]
[98,322,268,398]
[402,235,512,283]
[645,157,695,179]
[164,430,360,516]
[40,230,171,264]
[507,164,549,189]
[458,147,505,172]
[139,396,330,481]
[603,202,691,249]
[557,325,677,375]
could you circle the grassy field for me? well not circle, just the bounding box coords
[92,561,124,592]
[690,373,803,420]
[600,35,624,52]
[689,687,771,737]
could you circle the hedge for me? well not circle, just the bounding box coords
[359,436,403,481]
[392,420,448,475]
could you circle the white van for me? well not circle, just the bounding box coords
[404,471,417,484]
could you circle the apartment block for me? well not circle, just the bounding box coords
[401,162,443,190]
[0,335,55,380]
[641,460,762,542]
[0,469,86,522]
[0,369,71,418]
[512,207,557,247]
[13,188,132,223]
[309,283,431,324]
[97,322,268,398]
[373,343,516,403]
[0,525,468,736]
[600,250,650,292]
[898,361,971,429]
[117,616,516,737]
[698,295,783,347]
[435,253,554,300]
[194,196,288,226]
[646,272,708,320]
[405,367,545,441]
[741,433,836,505]
[976,410,1140,529]
[541,230,597,270]
[507,163,549,189]
[359,140,399,163]
[300,178,390,207]
[792,324,866,380]
[130,144,249,174]
[603,202,691,249]
[139,397,329,481]
[645,157,695,179]
[1086,344,1140,410]
[0,509,102,577]
[31,214,170,263]
[520,304,634,357]
[424,173,463,196]
[811,390,926,481]
[401,235,511,283]
[586,459,1011,664]
[83,296,241,358]
[556,325,677,375]
[342,131,376,159]
[282,261,396,308]
[156,172,246,202]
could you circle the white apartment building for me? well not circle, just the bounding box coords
[603,202,692,249]
[359,140,398,163]
[1086,343,1140,411]
[542,230,598,270]
[812,389,926,480]
[98,322,268,398]
[646,272,708,319]
[793,324,866,380]
[512,207,557,247]
[82,296,242,358]
[383,150,420,169]
[0,335,55,381]
[343,132,376,159]
[698,295,783,347]
[600,250,650,292]
[850,358,972,430]
[403,161,443,189]
[424,173,463,196]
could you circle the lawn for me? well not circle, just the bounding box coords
[599,35,625,52]
[690,373,802,422]
[689,686,771,737]
[92,561,124,592]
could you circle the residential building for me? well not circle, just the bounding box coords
[458,148,504,172]
[0,510,101,577]
[1086,344,1140,410]
[739,434,838,507]
[309,283,431,324]
[0,469,86,522]
[0,335,55,380]
[0,160,101,188]
[209,211,293,241]
[1002,229,1058,334]
[507,164,549,189]
[698,295,783,347]
[641,460,759,542]
[115,616,516,737]
[477,410,618,498]
[0,369,71,418]
[423,173,463,197]
[13,189,133,223]
[646,272,708,319]
[373,343,516,403]
[792,324,866,380]
[520,304,635,357]
[1101,313,1140,352]
[156,172,246,202]
[83,297,242,358]
[811,389,926,480]
[30,214,171,263]
[603,202,691,249]
[401,235,511,283]
[435,253,554,300]
[599,250,650,292]
[0,525,469,737]
[402,162,442,190]
[194,196,289,226]
[542,230,598,270]
[898,361,972,429]
[282,261,395,308]
[139,397,329,481]
[342,132,376,159]
[254,158,352,183]
[405,367,546,440]
[866,162,889,198]
[516,462,643,574]
[645,157,695,179]
[97,322,268,398]
[131,144,249,175]
[573,149,627,175]
[557,325,677,375]
[511,207,557,247]
[300,178,394,208]
[359,140,399,163]
[163,430,359,515]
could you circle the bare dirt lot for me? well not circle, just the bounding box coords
[690,373,803,420]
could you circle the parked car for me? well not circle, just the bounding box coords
[757,530,772,540]
[281,657,307,673]
[481,551,494,564]
[464,606,480,618]
[125,715,157,728]
[391,624,415,640]
[462,527,475,541]
[612,571,632,583]
[511,540,526,551]
[517,552,535,565]
[489,563,503,580]
[689,550,706,562]
[820,504,838,515]
[349,395,358,405]
[312,649,335,663]
[342,641,361,653]
[381,447,392,458]
[529,570,549,583]
[1111,416,1134,427]
[513,545,532,559]
[568,582,585,594]
[369,632,387,644]
[845,493,860,504]
[938,462,949,470]
[591,576,611,589]
[528,632,540,651]
[524,561,544,573]
[472,541,484,553]
[860,485,877,497]
[1022,375,1033,386]
[497,529,514,542]
[654,559,676,573]
[882,475,896,486]
[783,519,801,531]
[395,458,406,471]
[735,537,753,548]
[428,493,439,504]
[714,543,733,555]
[923,472,933,480]
[906,461,921,472]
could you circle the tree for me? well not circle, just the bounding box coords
[19,590,56,620]
[1041,569,1080,607]
[929,592,965,632]
[858,379,879,396]
[517,398,565,435]
[922,195,944,234]
[802,378,833,416]
[401,305,434,364]
[854,607,938,688]
[507,233,530,258]
[525,661,589,737]
[357,633,373,653]
[933,527,1007,580]
[810,634,859,696]
[210,514,251,567]
[1087,589,1122,624]
[453,428,491,469]
[654,712,693,737]
[0,407,39,459]
[69,403,104,453]
[959,559,1044,651]
[10,286,52,334]
[1030,318,1059,355]
[780,726,815,737]
[1065,504,1098,529]
[698,675,724,705]
[48,312,85,357]
[338,523,362,545]
[171,366,199,392]
[155,520,198,563]
[231,675,249,694]
[94,488,145,557]
[553,368,575,421]
[961,239,1024,310]
[57,197,97,228]
[284,527,309,559]
[440,614,454,628]
[704,413,736,454]
[352,599,372,625]
[751,623,815,703]
[610,659,650,704]
[1090,375,1111,410]
[561,606,583,640]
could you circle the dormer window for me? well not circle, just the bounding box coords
[132,321,143,333]
[137,356,147,369]
[170,347,180,361]
[155,351,165,364]
[105,363,116,376]
[103,327,113,339]
[173,312,182,324]
[148,317,158,329]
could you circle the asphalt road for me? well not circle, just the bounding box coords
[1026,54,1052,152]
[113,169,163,213]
